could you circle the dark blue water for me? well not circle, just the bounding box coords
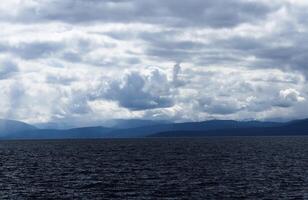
[0,137,307,199]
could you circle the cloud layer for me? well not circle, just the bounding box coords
[0,0,308,127]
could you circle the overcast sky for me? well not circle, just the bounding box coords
[1,0,308,127]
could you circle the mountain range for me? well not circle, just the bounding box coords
[0,119,37,137]
[0,118,308,140]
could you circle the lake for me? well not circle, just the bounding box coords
[0,137,307,199]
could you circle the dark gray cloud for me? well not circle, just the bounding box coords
[0,60,19,79]
[1,0,306,76]
[2,0,274,28]
[61,51,83,63]
[102,70,175,110]
[139,27,308,77]
[0,41,64,60]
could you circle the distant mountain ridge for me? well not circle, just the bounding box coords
[6,126,114,140]
[109,119,171,129]
[105,120,283,138]
[150,119,308,137]
[0,118,308,140]
[0,119,37,137]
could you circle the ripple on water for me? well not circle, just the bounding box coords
[0,137,307,199]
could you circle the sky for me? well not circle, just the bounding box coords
[0,0,308,128]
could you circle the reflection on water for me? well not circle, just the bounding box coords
[0,137,307,199]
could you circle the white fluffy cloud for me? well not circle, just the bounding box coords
[0,0,308,127]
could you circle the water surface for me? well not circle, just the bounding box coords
[0,137,307,199]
